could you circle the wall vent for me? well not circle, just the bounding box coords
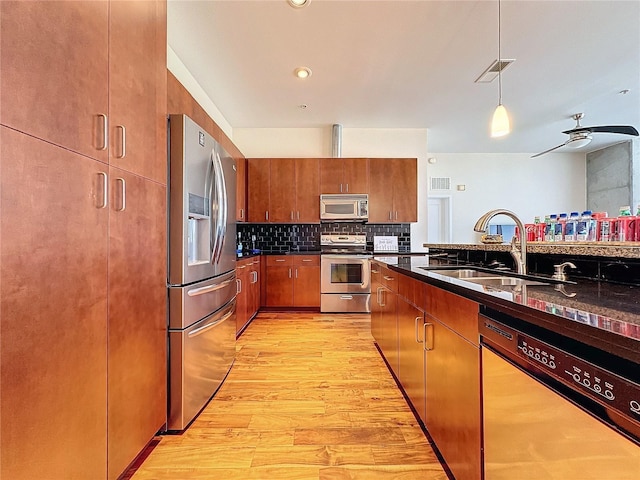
[430,177,451,190]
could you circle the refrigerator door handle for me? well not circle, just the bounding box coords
[187,307,235,338]
[186,278,235,297]
[212,151,227,265]
[210,150,220,265]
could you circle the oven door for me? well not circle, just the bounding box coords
[321,255,371,294]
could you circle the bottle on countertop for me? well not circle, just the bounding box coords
[617,206,636,242]
[555,213,568,242]
[237,232,243,256]
[564,211,580,242]
[545,214,557,242]
[576,210,596,242]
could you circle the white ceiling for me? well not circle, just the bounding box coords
[167,0,640,154]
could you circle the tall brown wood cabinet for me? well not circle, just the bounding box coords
[0,2,167,479]
[369,158,417,223]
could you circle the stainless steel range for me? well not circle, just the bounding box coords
[320,234,372,313]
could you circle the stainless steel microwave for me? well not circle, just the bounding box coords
[320,194,368,222]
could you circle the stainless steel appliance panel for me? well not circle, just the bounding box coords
[168,270,237,330]
[480,311,640,479]
[320,194,368,222]
[320,254,371,294]
[321,293,371,313]
[168,299,236,431]
[168,114,236,286]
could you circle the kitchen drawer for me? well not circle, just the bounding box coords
[293,254,319,266]
[266,255,293,266]
[398,273,427,310]
[380,265,398,292]
[425,284,479,346]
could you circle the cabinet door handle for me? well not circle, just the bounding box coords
[340,184,343,193]
[389,211,392,220]
[237,265,247,269]
[97,114,108,151]
[251,271,258,283]
[302,259,312,262]
[265,211,269,221]
[295,268,298,279]
[345,183,349,192]
[116,125,126,158]
[297,211,300,220]
[236,278,242,294]
[423,323,434,351]
[395,211,398,220]
[96,172,108,208]
[415,316,424,343]
[115,177,126,212]
[291,211,294,220]
[371,269,379,274]
[288,268,292,278]
[379,287,386,307]
[240,208,244,219]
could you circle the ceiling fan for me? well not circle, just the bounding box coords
[531,113,639,158]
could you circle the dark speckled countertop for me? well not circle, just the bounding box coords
[374,254,640,364]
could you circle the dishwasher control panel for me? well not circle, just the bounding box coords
[516,335,640,422]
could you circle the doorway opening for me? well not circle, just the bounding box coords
[427,196,452,243]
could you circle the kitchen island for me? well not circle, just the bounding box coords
[371,252,639,480]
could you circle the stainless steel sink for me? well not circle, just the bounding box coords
[419,267,552,289]
[464,277,549,287]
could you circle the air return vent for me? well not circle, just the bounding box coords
[475,59,515,83]
[430,177,451,190]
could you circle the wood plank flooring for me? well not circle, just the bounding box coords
[131,313,448,480]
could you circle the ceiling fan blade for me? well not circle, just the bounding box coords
[531,141,569,158]
[562,125,639,136]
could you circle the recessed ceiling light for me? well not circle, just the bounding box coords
[298,104,308,109]
[294,67,312,79]
[288,0,311,8]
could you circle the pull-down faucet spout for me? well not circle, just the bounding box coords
[473,209,527,275]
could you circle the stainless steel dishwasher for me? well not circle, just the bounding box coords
[479,307,640,479]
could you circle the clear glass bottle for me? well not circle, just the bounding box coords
[545,214,557,242]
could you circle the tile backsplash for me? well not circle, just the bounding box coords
[237,223,411,253]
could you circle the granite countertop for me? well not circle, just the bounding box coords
[423,242,640,259]
[374,254,640,364]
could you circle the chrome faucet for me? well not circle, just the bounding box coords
[474,209,527,275]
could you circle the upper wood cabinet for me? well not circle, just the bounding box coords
[1,0,166,184]
[320,158,369,194]
[236,156,247,221]
[247,159,271,222]
[369,158,417,223]
[0,1,109,162]
[247,158,319,223]
[108,0,166,183]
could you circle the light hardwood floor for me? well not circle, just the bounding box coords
[131,313,448,479]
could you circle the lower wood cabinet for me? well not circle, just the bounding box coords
[397,294,426,423]
[265,255,320,308]
[424,285,481,480]
[236,256,260,334]
[370,267,481,480]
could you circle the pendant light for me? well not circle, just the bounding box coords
[491,0,510,137]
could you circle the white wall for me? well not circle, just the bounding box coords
[235,127,430,252]
[426,153,586,243]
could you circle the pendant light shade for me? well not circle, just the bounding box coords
[491,104,510,137]
[490,0,511,137]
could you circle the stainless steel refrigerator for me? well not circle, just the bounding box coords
[167,114,237,431]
